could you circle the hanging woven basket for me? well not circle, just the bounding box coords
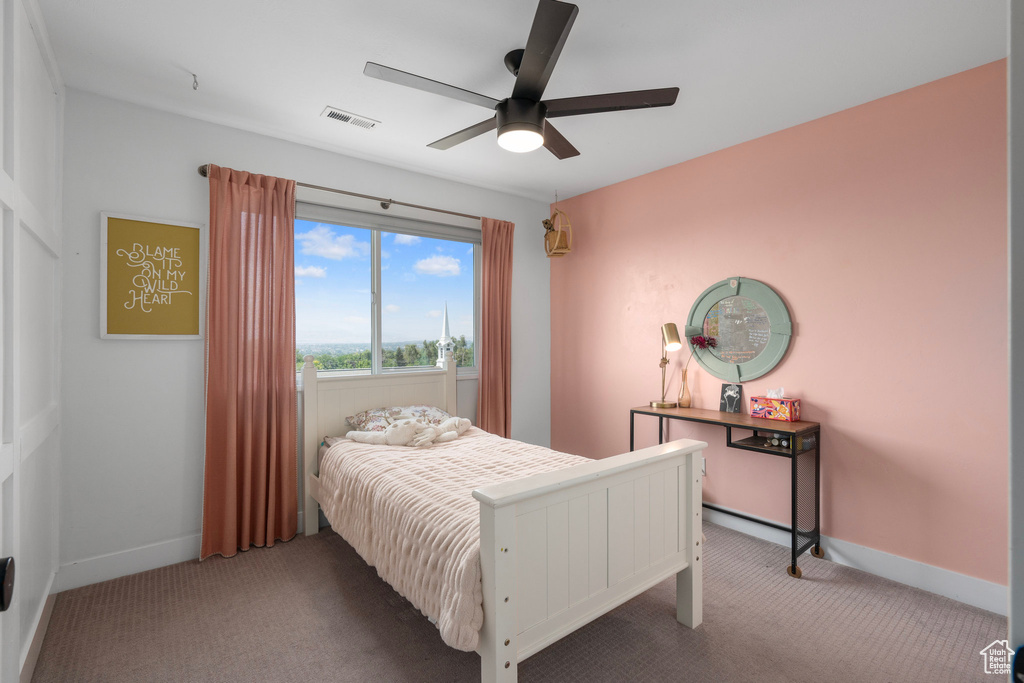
[543,208,572,258]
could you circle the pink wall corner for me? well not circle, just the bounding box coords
[550,61,1008,585]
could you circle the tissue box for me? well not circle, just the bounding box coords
[750,396,801,422]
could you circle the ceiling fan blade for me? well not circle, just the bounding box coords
[428,117,498,150]
[544,87,680,118]
[511,0,579,102]
[542,121,580,159]
[364,62,500,110]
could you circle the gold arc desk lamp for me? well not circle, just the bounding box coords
[651,322,683,408]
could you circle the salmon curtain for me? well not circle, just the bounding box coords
[201,164,297,560]
[477,217,514,437]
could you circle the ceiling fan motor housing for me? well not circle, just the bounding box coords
[496,98,547,138]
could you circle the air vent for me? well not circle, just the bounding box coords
[321,106,379,130]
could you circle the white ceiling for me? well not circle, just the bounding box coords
[36,0,1007,201]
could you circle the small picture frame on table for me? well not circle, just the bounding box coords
[720,383,742,413]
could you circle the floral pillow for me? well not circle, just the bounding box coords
[346,405,452,432]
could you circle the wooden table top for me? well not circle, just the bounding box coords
[630,405,819,434]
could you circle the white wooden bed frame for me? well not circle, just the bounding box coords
[301,354,706,682]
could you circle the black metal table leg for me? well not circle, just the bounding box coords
[812,438,823,558]
[629,411,635,452]
[788,450,800,578]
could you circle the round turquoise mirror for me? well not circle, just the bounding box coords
[684,277,792,382]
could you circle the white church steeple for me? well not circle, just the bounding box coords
[436,303,455,367]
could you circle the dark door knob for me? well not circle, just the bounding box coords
[0,557,13,612]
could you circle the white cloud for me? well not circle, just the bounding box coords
[381,250,391,259]
[295,265,326,278]
[295,224,368,260]
[394,234,421,245]
[467,246,474,255]
[427,310,442,318]
[385,304,400,313]
[414,255,461,277]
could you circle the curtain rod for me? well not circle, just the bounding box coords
[197,164,481,221]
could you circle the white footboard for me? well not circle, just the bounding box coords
[473,438,705,683]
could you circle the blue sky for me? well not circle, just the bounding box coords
[294,219,475,344]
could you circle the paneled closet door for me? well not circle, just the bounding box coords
[0,0,64,679]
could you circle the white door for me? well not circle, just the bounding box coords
[1010,1,1023,657]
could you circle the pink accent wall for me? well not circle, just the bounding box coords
[550,61,1008,584]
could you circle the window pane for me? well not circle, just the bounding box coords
[293,219,372,373]
[381,232,475,368]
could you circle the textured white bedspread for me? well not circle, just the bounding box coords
[318,427,589,652]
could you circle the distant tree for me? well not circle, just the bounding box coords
[424,339,439,366]
[347,350,371,369]
[453,335,473,367]
[316,353,338,370]
[394,347,406,367]
[405,344,422,366]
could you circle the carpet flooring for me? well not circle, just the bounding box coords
[32,523,1006,682]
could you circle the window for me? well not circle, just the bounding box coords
[293,202,479,375]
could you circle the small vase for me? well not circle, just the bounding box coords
[678,369,691,408]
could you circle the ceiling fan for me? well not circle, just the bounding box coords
[363,0,679,159]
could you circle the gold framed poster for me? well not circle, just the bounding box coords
[101,213,204,339]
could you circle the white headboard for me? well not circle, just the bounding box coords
[300,353,457,532]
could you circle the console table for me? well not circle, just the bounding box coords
[630,406,822,578]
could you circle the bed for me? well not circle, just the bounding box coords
[300,354,706,682]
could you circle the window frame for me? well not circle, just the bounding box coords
[295,201,480,377]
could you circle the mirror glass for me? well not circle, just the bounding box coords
[702,296,771,364]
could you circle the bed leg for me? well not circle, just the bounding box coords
[480,644,513,683]
[479,502,517,682]
[677,451,703,628]
[304,495,319,536]
[304,473,322,536]
[676,564,701,628]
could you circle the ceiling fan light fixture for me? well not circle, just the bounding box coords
[496,98,546,153]
[498,127,544,153]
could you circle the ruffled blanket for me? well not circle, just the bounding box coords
[318,427,588,651]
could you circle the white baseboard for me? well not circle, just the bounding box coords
[703,505,1008,616]
[57,514,307,592]
[20,587,55,683]
[57,533,202,592]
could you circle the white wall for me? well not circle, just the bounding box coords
[59,88,551,590]
[0,0,63,680]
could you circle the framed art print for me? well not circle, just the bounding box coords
[101,212,205,339]
[720,383,742,413]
